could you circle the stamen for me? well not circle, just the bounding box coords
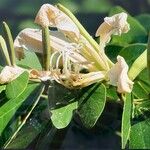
[56,53,62,70]
[50,51,59,71]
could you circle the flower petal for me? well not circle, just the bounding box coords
[34,4,80,40]
[104,12,129,35]
[14,28,43,59]
[108,56,133,93]
[95,12,130,48]
[14,28,87,65]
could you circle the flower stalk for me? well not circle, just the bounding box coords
[3,22,16,66]
[42,27,51,71]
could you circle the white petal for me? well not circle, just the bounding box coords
[14,28,43,59]
[0,66,25,84]
[14,28,86,64]
[104,12,129,35]
[95,12,130,48]
[95,22,112,47]
[14,28,69,57]
[34,4,80,40]
[108,56,133,93]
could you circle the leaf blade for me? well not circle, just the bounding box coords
[51,101,78,129]
[4,84,45,148]
[128,49,147,80]
[0,83,39,135]
[121,93,132,149]
[129,119,150,149]
[5,71,29,99]
[78,83,106,128]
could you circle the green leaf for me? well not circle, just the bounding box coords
[109,6,147,46]
[6,122,41,149]
[136,100,150,112]
[51,101,78,129]
[138,69,150,85]
[133,69,150,99]
[121,93,132,149]
[105,44,123,62]
[139,80,150,93]
[128,49,147,80]
[106,86,118,101]
[78,83,106,128]
[0,83,39,135]
[136,14,150,32]
[4,84,45,148]
[5,98,49,149]
[0,85,6,93]
[119,43,146,67]
[5,71,29,99]
[16,50,42,70]
[129,119,150,149]
[0,36,11,66]
[132,81,149,99]
[48,82,80,109]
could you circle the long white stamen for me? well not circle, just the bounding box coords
[50,51,59,71]
[56,53,62,70]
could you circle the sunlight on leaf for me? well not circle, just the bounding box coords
[128,49,147,80]
[0,85,6,93]
[6,71,29,99]
[51,101,78,129]
[121,93,132,149]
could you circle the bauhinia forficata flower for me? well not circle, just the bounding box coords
[9,3,133,93]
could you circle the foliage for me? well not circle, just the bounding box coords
[0,4,150,150]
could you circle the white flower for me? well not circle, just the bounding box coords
[14,28,103,87]
[95,12,130,49]
[14,28,87,65]
[108,56,133,93]
[13,4,133,91]
[49,42,107,88]
[34,4,110,71]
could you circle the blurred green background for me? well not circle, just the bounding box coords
[0,0,150,36]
